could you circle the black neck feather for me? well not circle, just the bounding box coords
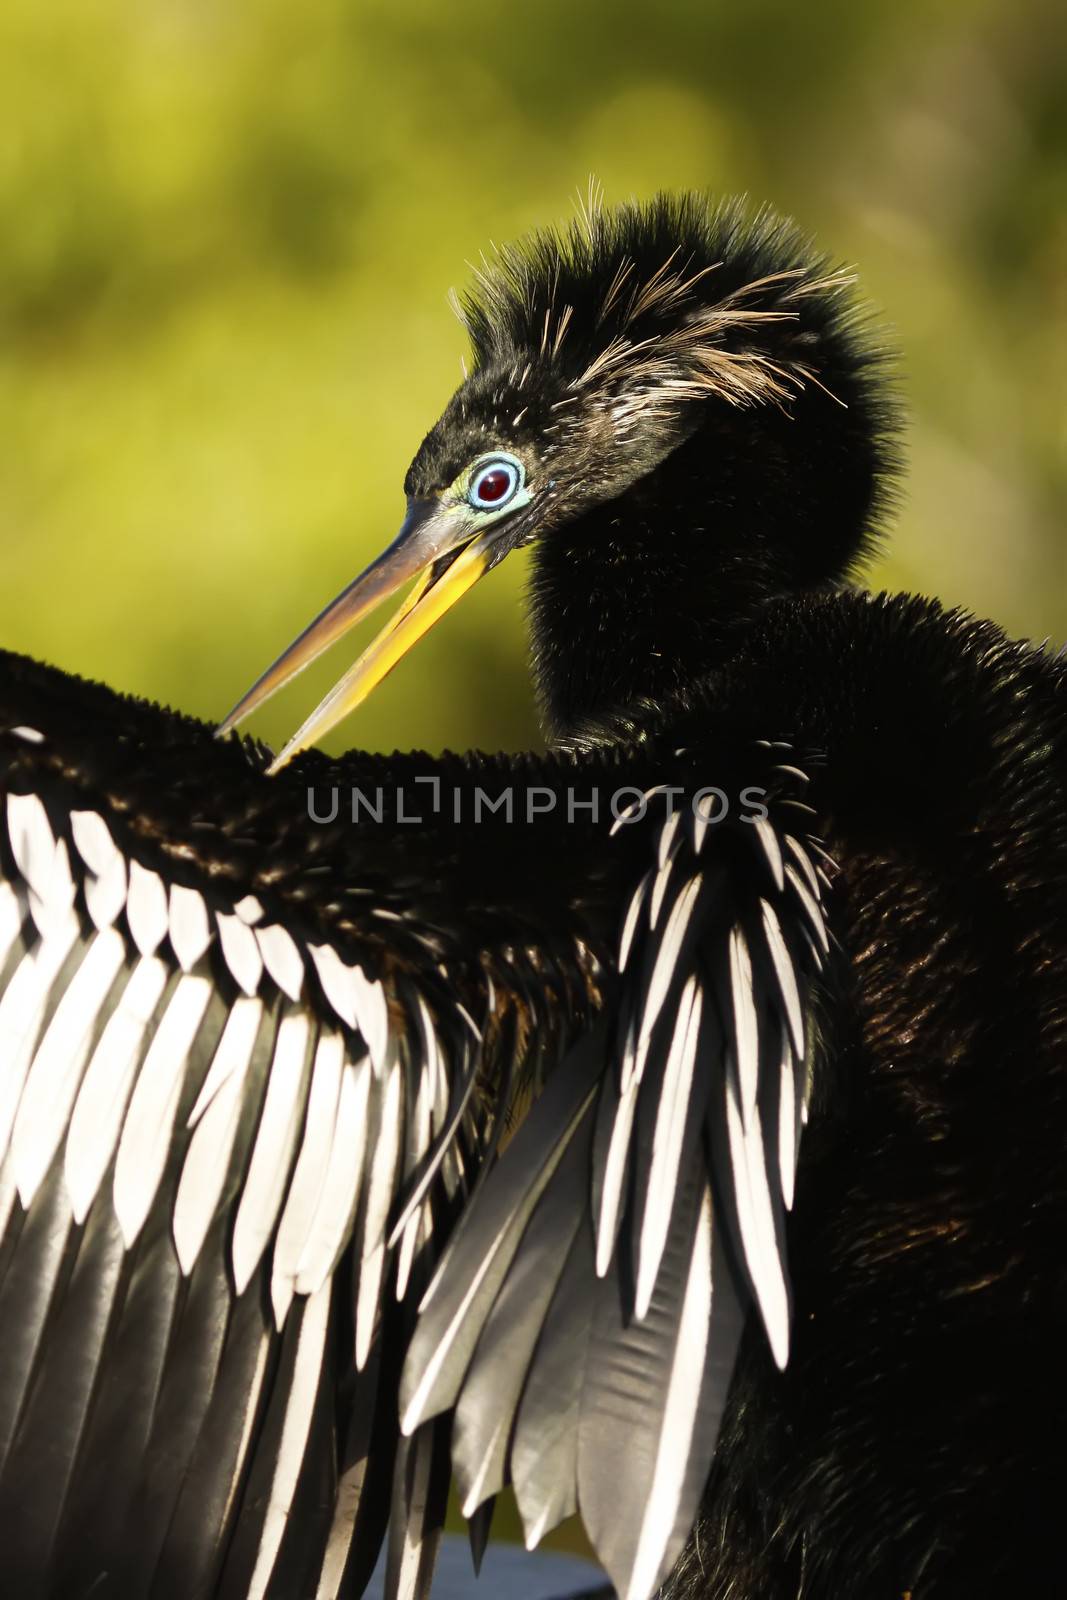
[529,390,884,740]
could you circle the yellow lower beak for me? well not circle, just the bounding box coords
[217,501,497,773]
[266,529,495,772]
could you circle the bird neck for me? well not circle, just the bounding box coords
[528,400,878,741]
[528,446,786,740]
[529,523,734,741]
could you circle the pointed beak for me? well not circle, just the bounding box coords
[217,498,499,773]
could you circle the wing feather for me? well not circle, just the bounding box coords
[231,1007,313,1294]
[1,658,828,1600]
[510,1218,595,1548]
[173,995,267,1275]
[112,972,216,1246]
[0,673,514,1600]
[12,924,125,1206]
[400,744,829,1600]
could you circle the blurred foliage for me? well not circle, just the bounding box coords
[1,0,1065,759]
[0,0,1063,1562]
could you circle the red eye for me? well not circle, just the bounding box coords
[476,469,511,503]
[468,455,524,511]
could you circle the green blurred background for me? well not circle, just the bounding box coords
[0,0,1063,1564]
[2,0,1065,759]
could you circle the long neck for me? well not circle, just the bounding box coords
[526,420,786,739]
[527,400,878,741]
[528,504,766,741]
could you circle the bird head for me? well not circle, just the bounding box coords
[220,194,897,765]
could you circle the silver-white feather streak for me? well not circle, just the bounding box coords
[0,729,486,1600]
[399,744,828,1600]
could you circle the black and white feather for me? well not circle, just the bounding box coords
[400,759,828,1600]
[0,659,830,1600]
[0,734,487,1600]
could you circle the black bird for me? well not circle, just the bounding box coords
[0,192,1064,1600]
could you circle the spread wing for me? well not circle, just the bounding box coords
[401,743,831,1600]
[0,651,596,1600]
[0,650,831,1600]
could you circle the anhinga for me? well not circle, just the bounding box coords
[0,193,1064,1600]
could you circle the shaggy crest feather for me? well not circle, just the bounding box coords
[453,193,884,426]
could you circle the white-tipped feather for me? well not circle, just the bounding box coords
[724,1073,789,1369]
[186,994,260,1129]
[354,1057,402,1369]
[759,899,805,1058]
[728,925,759,1125]
[402,1223,511,1434]
[394,1036,434,1304]
[256,923,305,1001]
[625,1185,714,1600]
[408,1026,436,1175]
[454,1001,482,1042]
[85,853,128,931]
[797,1034,812,1119]
[785,835,820,899]
[784,864,829,954]
[648,853,674,931]
[0,922,79,1165]
[618,872,650,973]
[405,1088,595,1427]
[609,792,648,836]
[269,1276,295,1336]
[596,1079,638,1276]
[638,876,702,1064]
[246,1279,333,1600]
[657,809,682,871]
[618,1017,640,1098]
[293,1054,371,1299]
[385,1050,470,1254]
[6,791,56,900]
[309,944,358,1030]
[355,1241,388,1374]
[395,1199,429,1304]
[168,883,213,971]
[65,955,169,1222]
[351,967,389,1072]
[460,1412,511,1519]
[752,817,785,891]
[70,809,120,878]
[416,996,445,1118]
[113,973,213,1247]
[778,1035,798,1212]
[172,996,264,1274]
[360,1055,402,1258]
[216,910,264,997]
[12,927,126,1207]
[234,893,264,925]
[522,1504,557,1554]
[635,976,703,1318]
[692,791,717,854]
[271,1028,345,1324]
[126,861,169,956]
[231,1009,313,1296]
[29,839,77,940]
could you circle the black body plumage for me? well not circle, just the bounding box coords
[0,194,1064,1600]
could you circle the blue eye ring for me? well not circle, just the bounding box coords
[467,453,526,512]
